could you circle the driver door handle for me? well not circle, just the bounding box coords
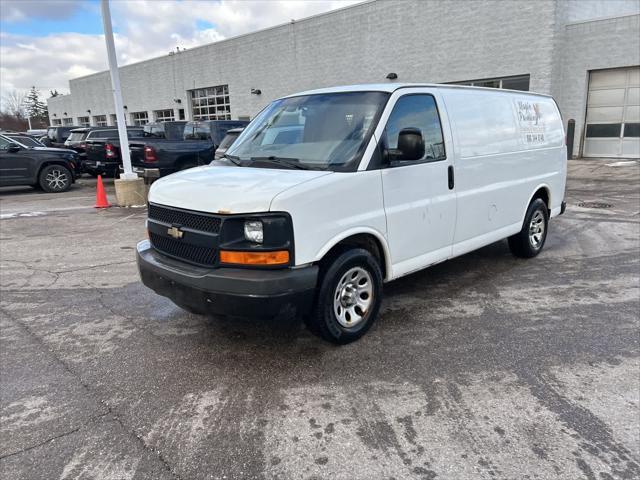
[448,165,454,190]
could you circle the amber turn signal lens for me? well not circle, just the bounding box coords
[219,250,289,265]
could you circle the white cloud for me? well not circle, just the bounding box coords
[0,0,80,22]
[0,0,363,107]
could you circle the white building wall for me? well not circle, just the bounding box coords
[49,0,559,123]
[555,14,640,157]
[47,94,74,123]
[46,0,640,158]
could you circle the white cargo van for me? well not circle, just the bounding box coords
[137,84,566,344]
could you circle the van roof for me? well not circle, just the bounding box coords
[285,83,553,99]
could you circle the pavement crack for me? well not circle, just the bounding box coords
[0,308,183,480]
[0,412,110,460]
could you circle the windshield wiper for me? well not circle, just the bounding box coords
[222,153,241,166]
[249,156,310,170]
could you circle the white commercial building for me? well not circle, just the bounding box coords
[47,0,640,158]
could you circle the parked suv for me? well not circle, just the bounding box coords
[0,133,77,192]
[64,127,93,158]
[129,120,248,176]
[42,126,78,148]
[137,84,567,344]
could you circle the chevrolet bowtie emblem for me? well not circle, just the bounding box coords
[167,226,184,239]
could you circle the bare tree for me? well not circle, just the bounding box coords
[1,89,27,118]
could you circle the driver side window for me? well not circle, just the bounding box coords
[0,137,11,151]
[384,94,446,162]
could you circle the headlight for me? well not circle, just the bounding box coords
[244,220,263,243]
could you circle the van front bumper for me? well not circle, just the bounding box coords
[136,240,318,318]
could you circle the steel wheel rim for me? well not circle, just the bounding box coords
[333,266,373,328]
[46,169,68,190]
[528,210,545,248]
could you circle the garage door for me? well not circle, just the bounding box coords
[583,67,639,158]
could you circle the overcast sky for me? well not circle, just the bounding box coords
[0,0,362,105]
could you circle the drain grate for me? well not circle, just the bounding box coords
[578,202,613,209]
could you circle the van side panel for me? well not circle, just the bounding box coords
[441,89,565,254]
[269,170,390,278]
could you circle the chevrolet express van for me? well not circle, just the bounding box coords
[137,84,566,344]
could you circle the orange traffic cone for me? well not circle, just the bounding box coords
[94,175,111,208]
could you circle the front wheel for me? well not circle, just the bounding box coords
[508,198,549,258]
[305,248,383,344]
[39,165,72,193]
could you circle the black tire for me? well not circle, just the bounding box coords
[508,198,549,258]
[305,248,383,344]
[38,164,72,193]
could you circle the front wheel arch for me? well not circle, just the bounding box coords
[315,230,391,281]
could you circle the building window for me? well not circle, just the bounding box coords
[586,124,621,137]
[52,119,62,125]
[62,118,73,125]
[131,111,149,126]
[154,109,175,122]
[110,114,119,126]
[77,116,90,127]
[93,115,107,127]
[178,108,185,120]
[190,85,231,120]
[448,74,530,91]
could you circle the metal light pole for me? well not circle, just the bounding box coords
[100,0,136,180]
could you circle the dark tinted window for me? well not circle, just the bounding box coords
[128,129,145,138]
[501,76,530,91]
[624,123,640,137]
[586,124,621,138]
[184,123,210,140]
[384,94,446,161]
[144,125,165,138]
[9,135,41,147]
[0,137,11,149]
[164,122,186,140]
[91,129,117,138]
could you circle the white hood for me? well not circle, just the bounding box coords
[148,165,332,213]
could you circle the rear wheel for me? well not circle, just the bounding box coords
[508,198,549,258]
[39,165,72,193]
[305,248,383,344]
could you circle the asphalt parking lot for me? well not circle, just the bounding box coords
[1,160,638,480]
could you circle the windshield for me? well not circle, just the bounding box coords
[226,91,389,171]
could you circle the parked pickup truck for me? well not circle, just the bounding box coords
[129,120,248,176]
[83,127,144,176]
[141,121,187,140]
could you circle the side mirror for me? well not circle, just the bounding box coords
[7,144,21,153]
[397,128,424,161]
